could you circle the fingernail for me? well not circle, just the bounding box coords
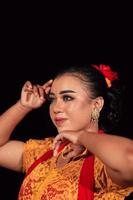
[40,96,44,100]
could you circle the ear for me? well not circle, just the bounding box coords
[92,96,104,112]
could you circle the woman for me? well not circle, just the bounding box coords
[0,64,133,199]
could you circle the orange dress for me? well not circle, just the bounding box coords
[18,138,133,200]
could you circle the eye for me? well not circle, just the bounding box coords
[63,95,74,102]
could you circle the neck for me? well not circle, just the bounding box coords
[86,120,99,133]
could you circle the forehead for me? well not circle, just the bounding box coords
[51,74,90,95]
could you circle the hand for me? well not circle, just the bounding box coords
[20,80,53,110]
[53,130,83,157]
[61,143,85,160]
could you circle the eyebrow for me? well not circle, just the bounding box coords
[49,90,76,96]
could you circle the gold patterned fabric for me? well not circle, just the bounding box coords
[18,138,133,200]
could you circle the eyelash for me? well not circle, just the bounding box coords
[63,95,74,102]
[48,95,74,103]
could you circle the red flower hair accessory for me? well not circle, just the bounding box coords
[92,64,119,88]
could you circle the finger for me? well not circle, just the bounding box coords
[45,86,51,94]
[53,134,64,150]
[53,141,61,156]
[26,91,33,102]
[23,81,33,93]
[25,81,33,89]
[65,151,76,159]
[33,85,39,96]
[23,88,33,93]
[37,85,45,100]
[42,80,53,90]
[43,87,51,100]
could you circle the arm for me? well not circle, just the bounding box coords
[0,101,32,147]
[53,131,133,186]
[0,80,53,171]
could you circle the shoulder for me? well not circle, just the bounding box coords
[24,137,54,157]
[22,137,54,173]
[24,137,54,150]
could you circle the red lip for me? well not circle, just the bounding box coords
[54,118,67,126]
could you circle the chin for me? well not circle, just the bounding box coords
[56,126,76,133]
[56,127,67,133]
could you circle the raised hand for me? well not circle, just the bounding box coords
[20,80,53,110]
[42,80,53,97]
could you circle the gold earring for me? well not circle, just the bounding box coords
[91,108,100,121]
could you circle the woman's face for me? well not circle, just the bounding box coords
[49,74,94,133]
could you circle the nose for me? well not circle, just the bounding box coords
[51,100,64,114]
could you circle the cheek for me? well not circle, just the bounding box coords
[72,102,92,119]
[70,101,89,112]
[49,105,53,120]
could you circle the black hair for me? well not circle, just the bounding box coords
[54,64,124,133]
